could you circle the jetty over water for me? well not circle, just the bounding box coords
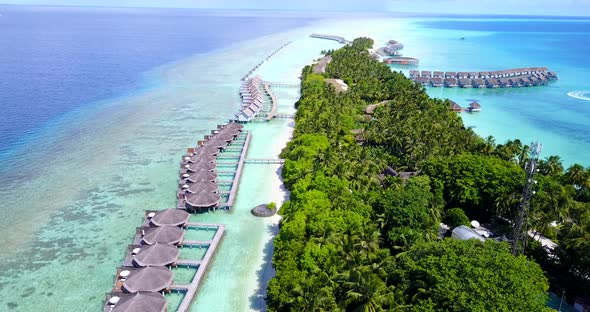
[104,208,225,312]
[242,41,292,81]
[409,67,558,88]
[177,124,250,211]
[310,33,350,44]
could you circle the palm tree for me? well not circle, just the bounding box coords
[540,155,564,176]
[565,164,586,186]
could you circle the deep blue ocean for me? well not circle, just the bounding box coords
[0,5,311,157]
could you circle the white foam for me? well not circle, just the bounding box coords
[567,90,590,101]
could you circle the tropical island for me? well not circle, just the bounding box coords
[266,38,590,311]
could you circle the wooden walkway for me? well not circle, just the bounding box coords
[264,81,300,88]
[310,33,350,44]
[223,131,252,209]
[244,158,285,164]
[275,114,295,119]
[263,82,278,120]
[242,41,292,81]
[175,224,225,312]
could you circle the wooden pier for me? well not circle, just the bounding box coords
[175,224,225,312]
[275,114,295,119]
[244,158,285,164]
[263,82,278,120]
[224,131,252,209]
[242,42,292,81]
[265,81,301,88]
[310,33,350,44]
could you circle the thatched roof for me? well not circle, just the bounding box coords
[194,145,220,157]
[204,138,228,149]
[186,180,219,194]
[133,243,180,267]
[110,292,166,312]
[185,152,216,163]
[122,267,173,293]
[183,169,217,183]
[150,208,190,227]
[185,160,216,173]
[185,189,221,209]
[141,226,185,245]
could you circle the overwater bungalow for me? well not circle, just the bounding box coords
[180,169,217,185]
[450,101,463,112]
[473,78,486,88]
[105,292,167,312]
[147,209,190,227]
[459,78,472,88]
[182,180,219,194]
[467,101,481,112]
[139,226,185,246]
[509,78,521,88]
[468,72,479,79]
[118,267,173,294]
[433,71,444,78]
[479,72,490,79]
[384,40,404,55]
[499,79,511,88]
[457,72,469,79]
[236,108,255,122]
[444,78,458,88]
[409,70,420,78]
[185,189,221,210]
[430,77,443,87]
[415,76,430,86]
[445,72,457,78]
[183,160,216,174]
[420,71,432,78]
[132,243,180,267]
[485,78,499,88]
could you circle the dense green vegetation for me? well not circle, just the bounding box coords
[267,38,590,311]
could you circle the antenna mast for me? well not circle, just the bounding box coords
[512,142,542,255]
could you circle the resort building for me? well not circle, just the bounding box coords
[444,78,458,88]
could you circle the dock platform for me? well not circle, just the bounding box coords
[175,224,225,312]
[310,33,350,44]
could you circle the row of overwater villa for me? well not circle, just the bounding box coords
[409,67,558,88]
[104,122,251,312]
[103,38,296,311]
[236,76,265,122]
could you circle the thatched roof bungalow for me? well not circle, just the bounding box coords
[121,267,174,293]
[185,189,221,210]
[139,226,185,245]
[132,243,180,267]
[148,208,190,227]
[105,292,167,312]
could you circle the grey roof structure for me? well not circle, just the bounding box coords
[185,189,221,209]
[186,180,219,194]
[110,292,167,312]
[141,226,185,245]
[133,243,180,267]
[185,160,216,173]
[150,208,190,227]
[183,169,217,183]
[122,267,174,293]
